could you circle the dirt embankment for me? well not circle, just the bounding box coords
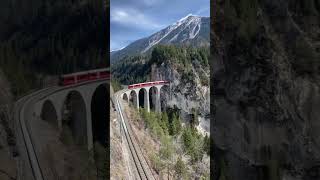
[110,100,129,179]
[0,70,17,180]
[110,86,133,179]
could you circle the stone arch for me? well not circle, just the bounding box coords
[41,100,58,128]
[149,86,159,111]
[91,84,109,146]
[129,90,138,108]
[123,93,128,102]
[160,84,170,111]
[61,90,87,146]
[139,88,148,109]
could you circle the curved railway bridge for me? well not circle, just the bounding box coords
[14,69,109,180]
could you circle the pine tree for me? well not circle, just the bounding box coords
[161,112,169,134]
[182,127,194,151]
[175,156,186,179]
[159,135,173,160]
[170,113,181,136]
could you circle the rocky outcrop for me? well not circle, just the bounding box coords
[212,0,320,179]
[151,61,210,133]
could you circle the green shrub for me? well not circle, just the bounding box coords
[159,135,173,160]
[169,113,182,136]
[140,110,165,139]
[150,153,165,173]
[111,78,122,92]
[182,126,204,162]
[160,112,170,135]
[174,156,187,179]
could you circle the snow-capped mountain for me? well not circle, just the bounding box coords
[111,14,210,63]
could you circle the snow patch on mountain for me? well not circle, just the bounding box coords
[142,25,177,53]
[190,21,201,39]
[111,14,209,63]
[142,15,203,53]
[175,13,194,26]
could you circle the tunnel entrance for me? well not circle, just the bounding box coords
[41,100,58,128]
[91,84,109,146]
[139,88,147,109]
[149,86,158,111]
[62,91,87,146]
[129,90,137,108]
[160,85,170,111]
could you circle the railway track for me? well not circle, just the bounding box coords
[114,91,155,180]
[15,87,55,180]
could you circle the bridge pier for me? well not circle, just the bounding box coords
[144,87,151,112]
[125,92,130,103]
[134,89,139,109]
[86,101,93,150]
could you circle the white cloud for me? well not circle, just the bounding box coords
[195,6,210,16]
[140,0,161,6]
[111,8,163,30]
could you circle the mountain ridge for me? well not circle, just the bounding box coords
[111,14,210,63]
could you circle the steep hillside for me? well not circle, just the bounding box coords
[150,46,210,134]
[0,0,108,96]
[0,1,108,179]
[212,0,320,179]
[112,45,210,134]
[111,15,210,63]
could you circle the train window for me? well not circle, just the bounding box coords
[99,71,109,79]
[89,73,97,78]
[78,74,87,80]
[100,71,107,75]
[65,77,74,81]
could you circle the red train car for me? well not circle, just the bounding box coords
[127,80,169,89]
[59,68,110,86]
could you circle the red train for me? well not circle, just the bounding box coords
[128,80,169,89]
[59,68,110,86]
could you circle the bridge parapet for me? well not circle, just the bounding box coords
[128,80,169,89]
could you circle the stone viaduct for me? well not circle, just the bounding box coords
[120,81,170,112]
[34,80,109,150]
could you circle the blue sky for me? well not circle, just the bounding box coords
[110,0,210,51]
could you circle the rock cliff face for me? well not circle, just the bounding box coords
[151,61,210,134]
[0,71,17,180]
[212,0,320,179]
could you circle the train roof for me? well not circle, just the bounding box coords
[61,68,109,77]
[129,80,169,86]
